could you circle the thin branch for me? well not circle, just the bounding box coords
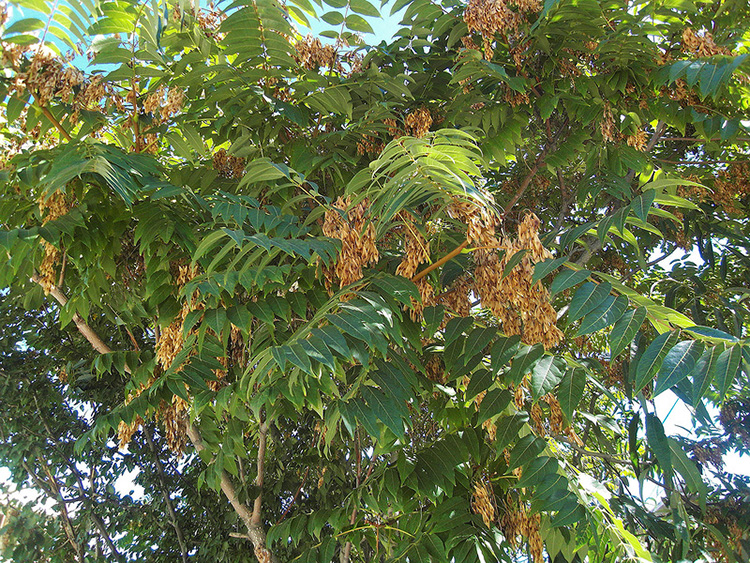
[661,136,750,143]
[31,273,118,360]
[275,467,309,525]
[186,423,277,563]
[553,434,631,466]
[411,240,469,283]
[33,97,73,141]
[144,426,190,563]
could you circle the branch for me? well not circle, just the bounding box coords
[144,426,190,563]
[31,273,119,360]
[186,423,277,563]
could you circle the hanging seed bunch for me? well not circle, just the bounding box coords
[682,28,732,57]
[156,264,200,372]
[404,107,433,138]
[294,35,340,71]
[530,402,546,437]
[321,197,379,289]
[37,190,70,293]
[720,399,750,449]
[383,118,403,139]
[625,128,648,151]
[142,84,186,124]
[600,104,616,143]
[471,478,496,528]
[395,212,433,319]
[212,148,246,178]
[690,438,725,469]
[502,87,530,108]
[464,0,541,60]
[525,512,543,563]
[473,212,563,349]
[424,354,446,383]
[439,274,474,318]
[156,396,189,455]
[117,415,144,449]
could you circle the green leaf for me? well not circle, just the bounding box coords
[714,345,742,401]
[345,14,374,34]
[630,190,656,222]
[568,281,612,322]
[516,456,558,488]
[683,325,738,343]
[667,438,707,506]
[557,368,585,423]
[508,435,546,471]
[549,268,591,295]
[361,386,405,437]
[653,340,704,397]
[466,369,494,401]
[610,307,647,358]
[493,413,528,451]
[634,331,679,394]
[577,295,628,336]
[463,327,496,362]
[530,356,564,399]
[444,317,473,346]
[477,389,512,426]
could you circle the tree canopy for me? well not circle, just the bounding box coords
[0,0,749,561]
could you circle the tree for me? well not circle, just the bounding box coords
[0,0,749,560]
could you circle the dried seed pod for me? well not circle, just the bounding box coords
[321,197,379,288]
[471,478,496,528]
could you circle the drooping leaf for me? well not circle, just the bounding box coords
[653,340,704,397]
[634,331,679,394]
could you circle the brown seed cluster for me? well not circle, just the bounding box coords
[404,107,433,139]
[682,28,732,57]
[467,211,563,349]
[600,104,616,143]
[471,478,496,528]
[356,134,385,156]
[212,148,246,178]
[498,494,542,560]
[690,438,725,469]
[294,35,339,71]
[142,85,185,124]
[395,212,433,319]
[3,44,122,124]
[37,190,70,293]
[720,399,750,449]
[321,197,379,289]
[464,0,541,60]
[678,165,750,215]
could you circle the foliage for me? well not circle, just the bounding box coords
[1,0,750,561]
